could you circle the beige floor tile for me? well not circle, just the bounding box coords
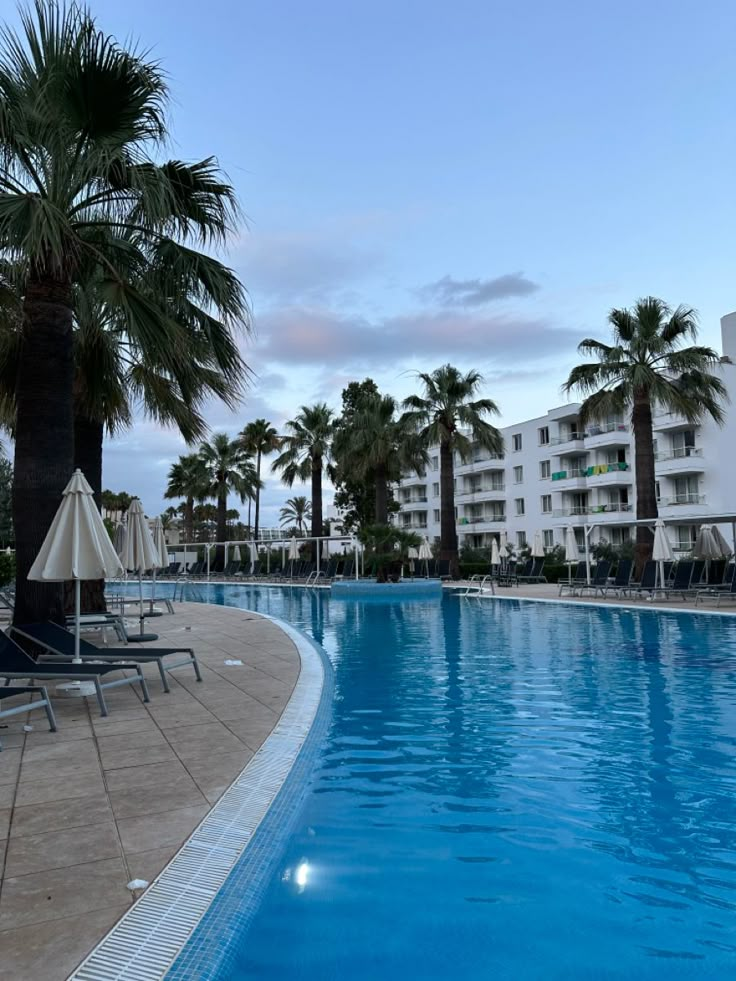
[223,715,280,751]
[0,902,128,981]
[18,754,102,785]
[99,741,177,771]
[4,819,121,877]
[11,792,112,839]
[13,770,106,808]
[0,783,15,808]
[108,777,207,820]
[164,721,248,762]
[0,806,9,840]
[183,748,253,799]
[124,843,178,886]
[0,748,22,785]
[85,716,157,738]
[22,735,99,765]
[103,758,192,792]
[116,803,209,854]
[0,857,131,930]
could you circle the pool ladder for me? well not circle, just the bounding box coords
[462,574,495,597]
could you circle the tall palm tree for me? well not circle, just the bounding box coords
[198,434,259,562]
[279,496,311,535]
[240,419,280,541]
[402,365,503,578]
[0,3,241,622]
[272,404,334,539]
[563,297,729,572]
[165,454,206,544]
[332,393,427,524]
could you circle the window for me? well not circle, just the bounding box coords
[539,460,551,479]
[515,497,525,516]
[538,426,549,445]
[543,529,554,548]
[674,476,700,503]
[517,531,527,548]
[512,433,522,452]
[433,509,440,522]
[431,455,439,470]
[655,481,661,502]
[432,482,440,497]
[513,465,523,484]
[675,525,697,551]
[672,430,696,458]
[541,494,552,514]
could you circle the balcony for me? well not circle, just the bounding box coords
[551,504,633,518]
[550,433,585,447]
[583,423,629,448]
[654,447,704,475]
[551,468,586,480]
[652,413,693,432]
[658,494,706,508]
[399,496,428,506]
[456,485,506,498]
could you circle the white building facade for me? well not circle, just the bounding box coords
[394,313,736,555]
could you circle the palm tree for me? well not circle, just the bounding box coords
[0,3,241,622]
[563,297,729,572]
[165,454,206,544]
[280,496,311,535]
[332,393,427,524]
[272,404,334,539]
[402,365,503,578]
[198,434,259,562]
[240,419,280,541]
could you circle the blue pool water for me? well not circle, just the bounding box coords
[167,586,736,979]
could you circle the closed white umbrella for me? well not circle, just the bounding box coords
[248,542,257,573]
[407,545,418,574]
[28,470,123,663]
[710,525,733,557]
[564,526,577,582]
[150,516,168,611]
[123,499,160,641]
[531,530,545,559]
[418,535,433,577]
[113,520,127,559]
[694,523,730,583]
[233,545,242,562]
[490,538,500,568]
[322,539,330,561]
[288,536,299,560]
[652,518,674,589]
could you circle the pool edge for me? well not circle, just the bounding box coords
[68,611,332,981]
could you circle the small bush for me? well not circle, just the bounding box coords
[0,551,15,587]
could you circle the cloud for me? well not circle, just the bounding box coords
[256,305,580,369]
[238,230,381,303]
[417,272,540,307]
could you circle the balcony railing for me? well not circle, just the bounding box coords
[658,494,706,506]
[458,515,506,525]
[585,422,628,437]
[551,468,586,480]
[550,433,585,446]
[552,504,633,517]
[655,447,703,462]
[456,485,505,497]
[400,496,428,504]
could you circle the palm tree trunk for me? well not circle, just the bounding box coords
[439,438,459,578]
[632,387,657,575]
[311,455,323,539]
[216,492,227,565]
[254,450,261,541]
[72,413,107,614]
[185,497,194,544]
[375,464,388,524]
[13,275,75,625]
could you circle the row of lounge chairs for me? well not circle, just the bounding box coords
[1,612,201,748]
[559,559,736,603]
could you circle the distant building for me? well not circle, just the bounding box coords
[393,313,736,555]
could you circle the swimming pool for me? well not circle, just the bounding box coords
[171,587,736,979]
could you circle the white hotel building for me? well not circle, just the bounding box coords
[394,313,736,555]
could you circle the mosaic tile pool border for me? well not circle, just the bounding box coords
[69,611,333,981]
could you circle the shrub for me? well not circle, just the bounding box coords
[0,551,15,587]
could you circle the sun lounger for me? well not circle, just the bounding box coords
[0,631,150,716]
[0,685,57,751]
[625,561,658,599]
[576,560,611,596]
[598,559,633,597]
[695,566,736,606]
[518,558,546,584]
[11,622,202,694]
[559,562,587,596]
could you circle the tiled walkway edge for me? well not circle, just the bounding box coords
[69,615,328,981]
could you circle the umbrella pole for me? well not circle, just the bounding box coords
[150,568,156,614]
[74,578,81,663]
[133,569,158,643]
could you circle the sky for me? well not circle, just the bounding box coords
[9,0,736,526]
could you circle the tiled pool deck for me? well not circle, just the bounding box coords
[0,603,300,981]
